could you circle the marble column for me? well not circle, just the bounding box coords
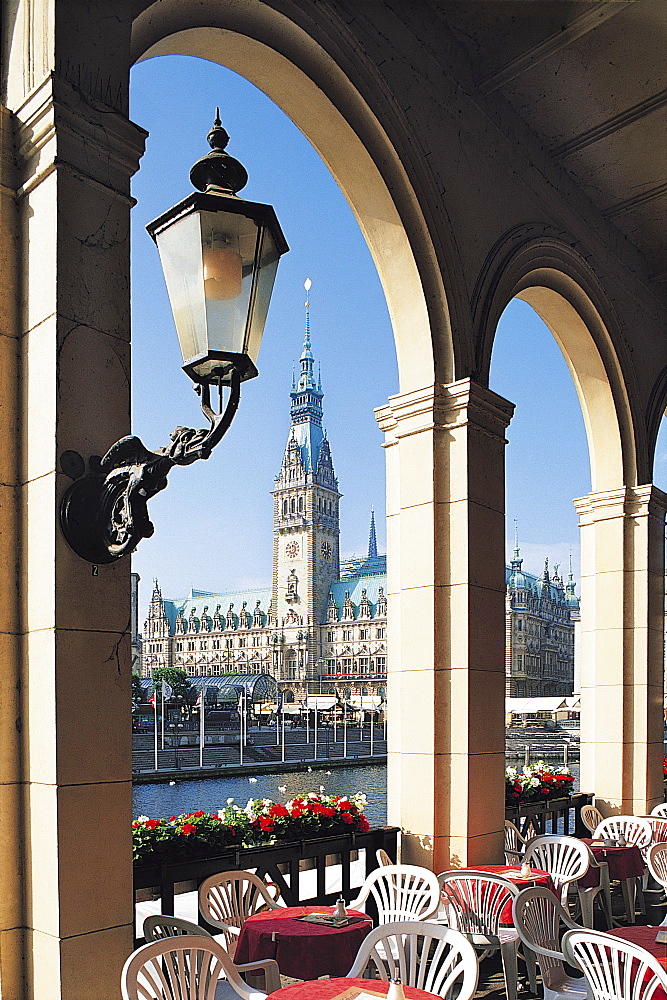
[377,379,514,870]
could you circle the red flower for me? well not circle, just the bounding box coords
[357,818,370,833]
[180,823,196,835]
[269,804,289,817]
[341,812,354,824]
[169,816,176,822]
[259,816,275,832]
[145,819,160,830]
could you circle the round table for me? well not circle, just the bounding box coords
[607,926,667,1000]
[456,864,555,922]
[579,838,645,886]
[234,906,373,981]
[266,977,444,999]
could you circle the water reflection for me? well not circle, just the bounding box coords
[133,764,388,828]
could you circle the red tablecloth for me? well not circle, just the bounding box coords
[579,838,645,888]
[453,864,555,922]
[267,977,443,999]
[234,906,373,981]
[608,926,667,1000]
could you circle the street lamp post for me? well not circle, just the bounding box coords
[60,110,288,564]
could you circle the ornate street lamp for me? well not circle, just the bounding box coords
[60,111,288,564]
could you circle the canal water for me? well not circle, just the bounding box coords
[132,763,388,828]
[132,761,582,828]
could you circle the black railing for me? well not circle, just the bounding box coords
[133,826,399,944]
[505,791,593,838]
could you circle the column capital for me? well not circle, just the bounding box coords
[14,74,146,203]
[574,484,667,523]
[375,378,514,442]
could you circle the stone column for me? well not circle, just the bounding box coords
[376,379,514,871]
[0,101,24,999]
[9,74,145,998]
[575,486,667,815]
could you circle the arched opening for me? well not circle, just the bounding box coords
[131,11,446,391]
[484,251,662,812]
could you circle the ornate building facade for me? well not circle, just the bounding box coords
[505,533,580,698]
[141,304,580,706]
[142,306,388,707]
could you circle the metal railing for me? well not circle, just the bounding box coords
[506,791,593,838]
[133,825,399,943]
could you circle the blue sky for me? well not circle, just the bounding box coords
[130,55,666,625]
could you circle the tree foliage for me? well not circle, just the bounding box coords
[150,666,191,702]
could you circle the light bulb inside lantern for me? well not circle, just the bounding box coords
[203,245,243,300]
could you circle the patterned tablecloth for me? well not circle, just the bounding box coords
[234,906,373,981]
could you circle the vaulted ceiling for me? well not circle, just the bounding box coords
[433,1,666,284]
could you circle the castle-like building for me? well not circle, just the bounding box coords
[142,302,388,707]
[505,532,580,698]
[142,303,579,706]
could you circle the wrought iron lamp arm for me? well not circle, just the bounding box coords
[60,370,242,564]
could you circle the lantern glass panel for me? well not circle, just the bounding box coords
[154,211,207,365]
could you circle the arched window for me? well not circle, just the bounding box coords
[283,499,288,516]
[298,496,304,512]
[291,498,296,513]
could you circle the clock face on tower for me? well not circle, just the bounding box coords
[285,540,300,558]
[321,541,332,560]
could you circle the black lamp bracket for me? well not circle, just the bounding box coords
[60,370,241,564]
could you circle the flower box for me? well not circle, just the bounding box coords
[132,792,371,865]
[505,762,575,807]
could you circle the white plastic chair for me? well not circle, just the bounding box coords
[142,916,281,993]
[346,919,479,999]
[650,803,667,818]
[647,842,667,925]
[593,816,651,922]
[523,835,591,909]
[646,817,667,846]
[647,842,667,889]
[121,935,269,1000]
[438,871,524,1000]
[198,871,281,956]
[577,846,613,930]
[562,927,667,1000]
[512,887,589,1000]
[505,820,530,866]
[348,864,441,923]
[144,914,213,941]
[580,804,604,835]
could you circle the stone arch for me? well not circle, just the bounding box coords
[473,232,637,491]
[130,2,451,390]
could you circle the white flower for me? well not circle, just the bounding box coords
[137,815,149,823]
[530,777,540,787]
[227,798,234,805]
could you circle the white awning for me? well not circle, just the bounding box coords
[304,696,337,710]
[349,696,382,709]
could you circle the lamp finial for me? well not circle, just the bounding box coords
[190,108,248,194]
